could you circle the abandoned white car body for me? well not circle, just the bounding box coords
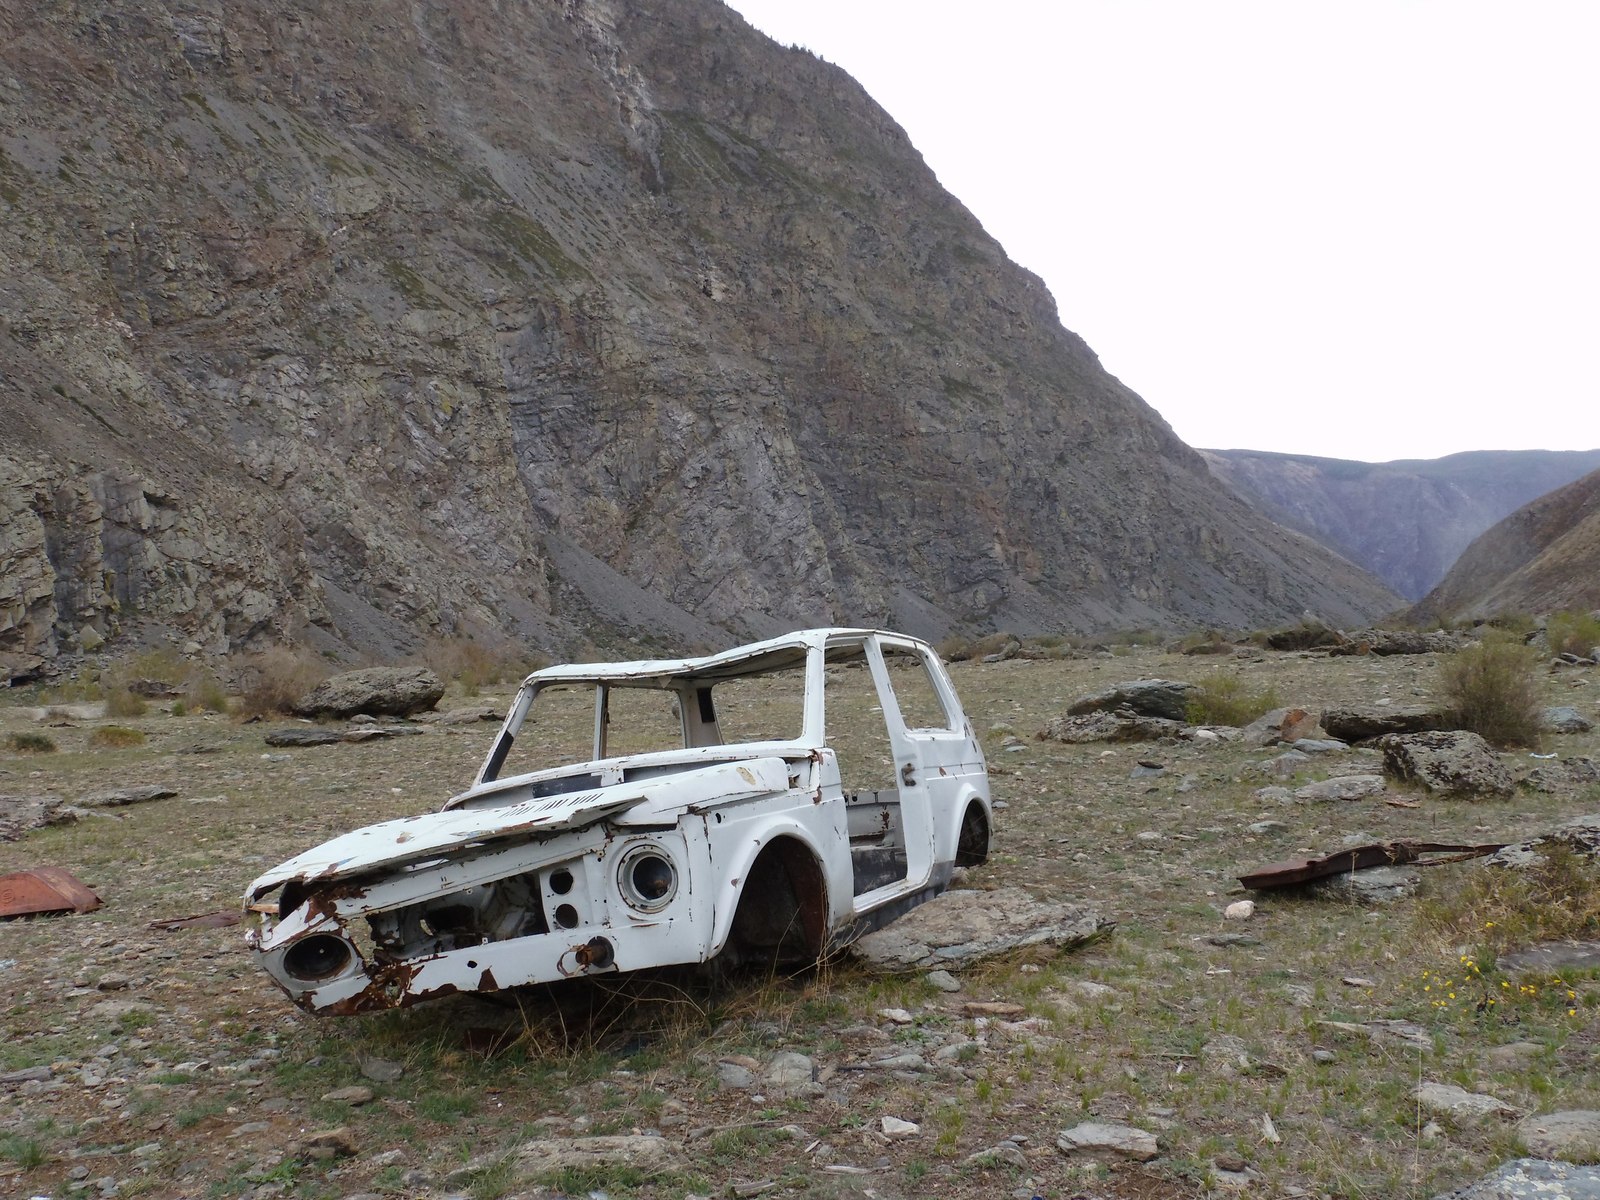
[244,628,991,1014]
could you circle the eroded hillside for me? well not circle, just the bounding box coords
[0,0,1399,680]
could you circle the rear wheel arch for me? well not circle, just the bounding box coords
[955,797,990,867]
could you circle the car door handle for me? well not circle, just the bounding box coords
[901,762,916,787]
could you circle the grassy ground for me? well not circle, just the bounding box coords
[1,644,1597,1199]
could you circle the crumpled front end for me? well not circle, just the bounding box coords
[244,758,788,1014]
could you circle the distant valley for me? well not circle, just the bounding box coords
[1200,448,1600,601]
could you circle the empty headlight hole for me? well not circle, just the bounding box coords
[554,904,579,929]
[282,934,353,982]
[618,846,677,912]
[548,868,574,895]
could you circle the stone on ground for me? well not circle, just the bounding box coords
[1036,709,1185,744]
[1064,679,1197,721]
[1322,705,1452,742]
[1309,865,1421,904]
[1056,1121,1159,1161]
[1414,1082,1519,1121]
[1293,774,1384,802]
[1379,731,1514,797]
[1433,1159,1600,1199]
[1542,706,1594,734]
[850,886,1110,970]
[508,1135,680,1175]
[293,667,444,718]
[1515,1110,1600,1161]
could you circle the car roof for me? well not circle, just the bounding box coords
[518,627,921,688]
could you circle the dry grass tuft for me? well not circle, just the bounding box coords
[1419,844,1600,954]
[236,647,330,717]
[1438,636,1543,748]
[422,636,547,696]
[1184,671,1281,726]
[1547,609,1600,658]
[7,731,57,753]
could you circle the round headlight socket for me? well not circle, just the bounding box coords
[282,934,354,982]
[617,845,677,913]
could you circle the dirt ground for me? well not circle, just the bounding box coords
[1,644,1597,1200]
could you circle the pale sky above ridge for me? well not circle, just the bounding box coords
[725,1,1599,464]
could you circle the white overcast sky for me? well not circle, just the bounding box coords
[724,1,1598,463]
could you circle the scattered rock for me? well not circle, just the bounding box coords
[716,1062,754,1088]
[1490,814,1600,867]
[293,667,444,719]
[851,886,1110,971]
[764,1052,815,1088]
[1293,774,1385,802]
[925,969,962,993]
[1485,1042,1545,1069]
[880,1116,919,1139]
[1379,731,1515,798]
[1521,757,1600,793]
[321,1086,375,1105]
[877,1008,915,1025]
[419,706,504,725]
[1056,1121,1159,1162]
[1223,900,1255,921]
[358,1057,405,1083]
[966,1141,1028,1169]
[297,1126,359,1160]
[1292,738,1349,754]
[1413,1082,1519,1122]
[1541,706,1594,734]
[1435,1158,1600,1199]
[1248,820,1289,834]
[1241,707,1321,746]
[1514,1110,1600,1161]
[1323,705,1453,743]
[1252,786,1294,804]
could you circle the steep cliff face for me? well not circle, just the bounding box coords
[1411,467,1600,621]
[0,0,1399,679]
[1201,449,1600,601]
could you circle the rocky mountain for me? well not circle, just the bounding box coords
[1410,466,1600,621]
[1199,448,1600,602]
[0,0,1400,682]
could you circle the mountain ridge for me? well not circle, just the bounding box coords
[1200,447,1600,600]
[0,0,1398,680]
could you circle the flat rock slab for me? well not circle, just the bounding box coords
[1294,774,1385,802]
[1542,706,1595,734]
[76,785,177,808]
[1415,1082,1519,1121]
[1380,731,1514,798]
[1323,705,1452,742]
[1065,679,1196,722]
[1515,1111,1600,1161]
[1057,1121,1159,1161]
[1490,814,1600,868]
[1499,941,1600,973]
[850,886,1111,970]
[1434,1159,1600,1199]
[1036,710,1185,744]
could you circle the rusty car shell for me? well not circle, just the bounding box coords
[244,628,991,1014]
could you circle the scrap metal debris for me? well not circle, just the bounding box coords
[0,866,103,917]
[1239,840,1504,891]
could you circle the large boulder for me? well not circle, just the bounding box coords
[1379,731,1514,798]
[1331,629,1472,656]
[1066,679,1197,722]
[293,667,444,719]
[1323,705,1453,743]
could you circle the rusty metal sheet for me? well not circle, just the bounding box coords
[1239,841,1504,891]
[0,867,103,917]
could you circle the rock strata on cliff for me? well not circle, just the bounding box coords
[0,0,1398,676]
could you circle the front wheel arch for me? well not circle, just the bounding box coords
[955,799,990,868]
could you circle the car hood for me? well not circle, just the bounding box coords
[245,756,789,902]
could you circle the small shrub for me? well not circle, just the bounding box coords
[934,635,970,662]
[421,636,540,696]
[236,647,330,717]
[186,672,230,713]
[89,725,146,748]
[1438,636,1542,748]
[1547,609,1600,658]
[103,687,149,718]
[1184,673,1281,726]
[1419,843,1600,951]
[170,700,188,718]
[6,731,57,753]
